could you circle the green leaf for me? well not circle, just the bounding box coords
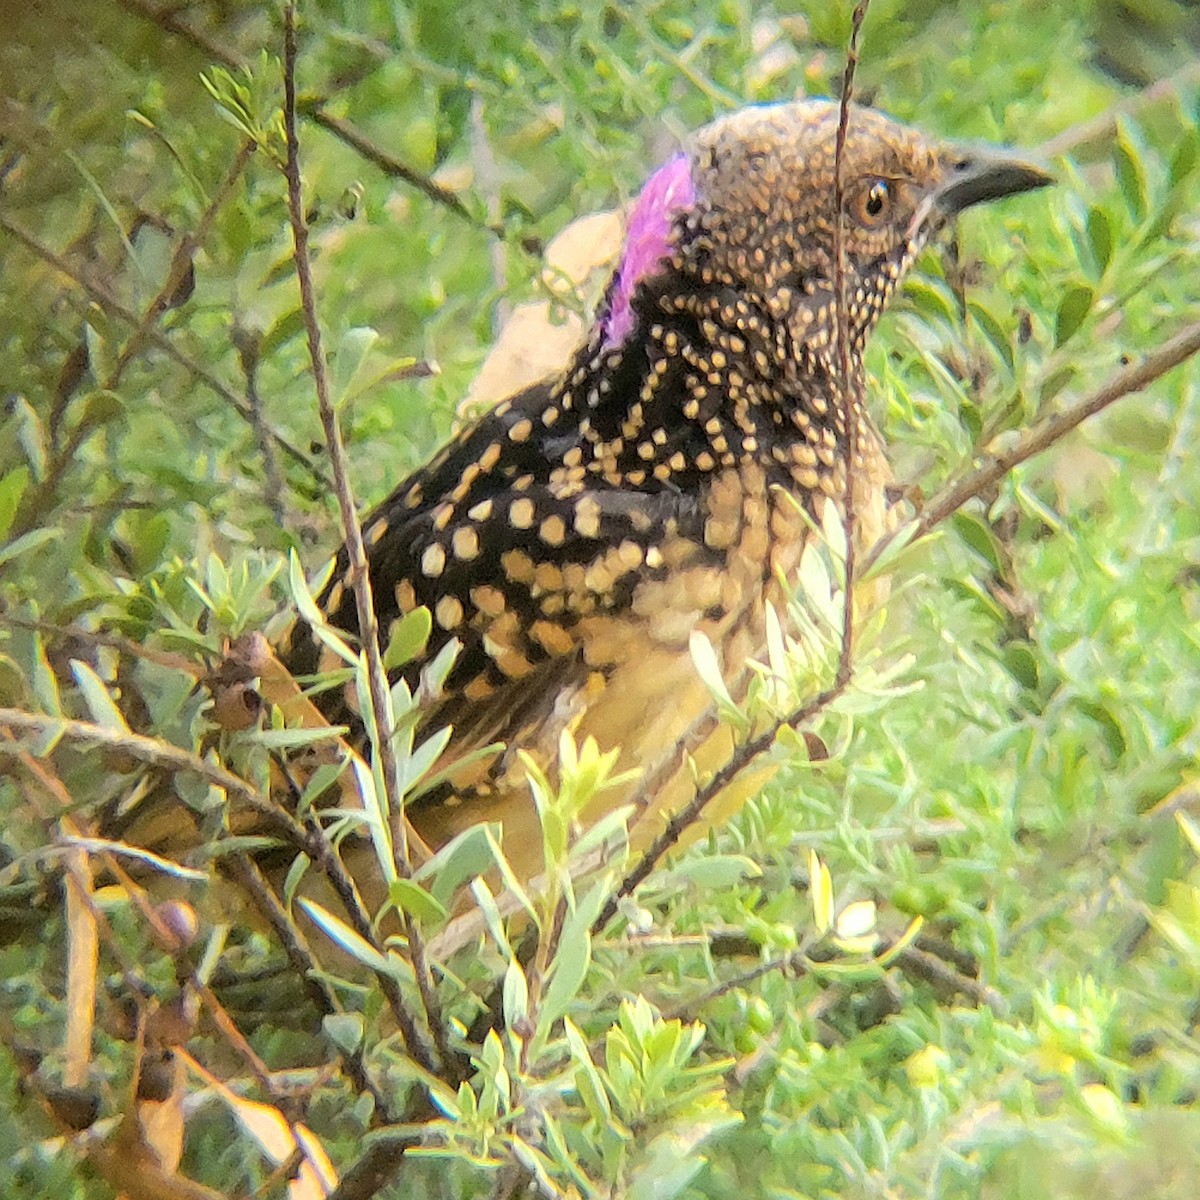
[809,850,833,935]
[502,956,529,1028]
[661,854,761,891]
[0,527,63,569]
[12,398,47,481]
[416,823,500,913]
[289,550,331,631]
[967,300,1013,373]
[1113,119,1148,222]
[1054,284,1094,347]
[260,307,306,358]
[332,326,380,407]
[1003,641,1040,690]
[249,725,349,750]
[351,753,395,886]
[70,660,130,733]
[564,1018,615,1128]
[469,876,514,961]
[78,389,124,428]
[27,633,61,719]
[322,1012,364,1055]
[383,607,432,672]
[902,276,959,325]
[952,511,1003,572]
[388,876,449,927]
[297,757,350,817]
[689,630,739,718]
[538,877,609,1037]
[0,466,30,543]
[298,898,391,973]
[399,725,452,797]
[281,852,311,911]
[1086,205,1113,277]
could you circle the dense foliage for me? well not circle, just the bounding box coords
[2,1,1199,1197]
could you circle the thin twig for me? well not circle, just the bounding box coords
[0,612,203,674]
[224,856,398,1121]
[104,855,285,1095]
[10,746,289,1100]
[893,946,1005,1014]
[664,945,813,1024]
[592,5,874,936]
[324,1132,427,1200]
[115,0,246,70]
[831,0,871,690]
[1037,59,1200,160]
[110,140,257,389]
[304,103,508,239]
[592,684,843,934]
[0,214,328,489]
[862,317,1200,576]
[0,707,273,813]
[634,308,1200,933]
[234,320,289,527]
[281,4,446,1077]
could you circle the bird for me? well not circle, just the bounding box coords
[282,98,1050,885]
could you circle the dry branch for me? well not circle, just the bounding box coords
[280,2,446,1080]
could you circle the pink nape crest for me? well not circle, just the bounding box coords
[599,152,696,350]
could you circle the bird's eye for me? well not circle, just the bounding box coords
[852,178,892,227]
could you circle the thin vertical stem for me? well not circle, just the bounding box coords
[832,1,872,688]
[280,3,447,1076]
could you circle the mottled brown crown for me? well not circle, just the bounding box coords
[285,101,1048,802]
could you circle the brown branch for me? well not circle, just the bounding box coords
[324,1131,427,1200]
[592,683,844,934]
[831,0,872,691]
[115,0,246,70]
[271,754,451,1068]
[10,746,290,1110]
[0,707,277,813]
[0,613,204,677]
[1037,59,1200,160]
[234,320,289,528]
[281,4,446,1078]
[664,944,813,1024]
[0,214,328,489]
[12,142,257,535]
[108,139,257,390]
[591,4,879,940]
[863,316,1200,576]
[223,856,398,1121]
[893,945,1005,1014]
[102,856,283,1096]
[305,103,506,238]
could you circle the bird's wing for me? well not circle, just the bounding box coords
[283,378,711,825]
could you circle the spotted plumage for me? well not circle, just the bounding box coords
[285,99,1049,872]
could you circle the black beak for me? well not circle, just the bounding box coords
[934,146,1053,216]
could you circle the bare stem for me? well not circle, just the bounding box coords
[592,683,843,934]
[862,316,1200,576]
[0,214,327,489]
[831,0,872,691]
[305,103,508,239]
[107,139,256,391]
[0,707,274,815]
[1037,59,1200,159]
[280,3,448,1076]
[225,856,398,1120]
[593,2,874,936]
[115,0,246,69]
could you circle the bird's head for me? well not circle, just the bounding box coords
[598,99,1051,365]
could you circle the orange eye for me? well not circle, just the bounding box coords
[852,178,892,227]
